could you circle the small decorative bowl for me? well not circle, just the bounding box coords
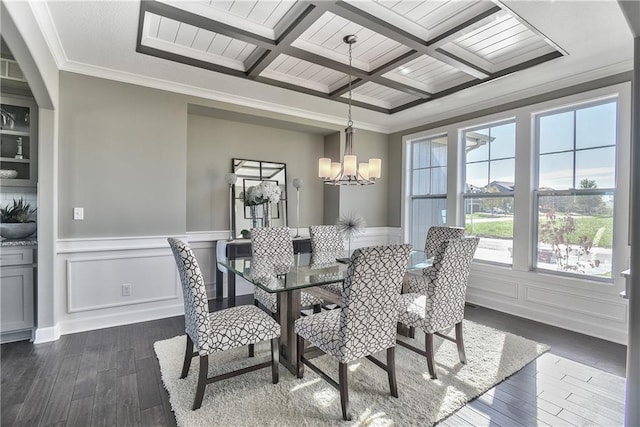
[0,169,18,179]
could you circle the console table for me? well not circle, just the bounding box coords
[215,237,312,306]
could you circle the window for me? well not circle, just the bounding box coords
[535,100,617,279]
[409,135,447,250]
[463,121,516,264]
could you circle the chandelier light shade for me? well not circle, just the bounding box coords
[319,35,381,186]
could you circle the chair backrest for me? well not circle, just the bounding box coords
[338,244,412,361]
[309,225,344,252]
[426,236,479,327]
[167,238,211,354]
[425,226,465,258]
[250,226,294,261]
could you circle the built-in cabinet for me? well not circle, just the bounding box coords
[0,96,37,186]
[0,245,36,343]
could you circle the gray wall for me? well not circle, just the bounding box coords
[58,72,187,238]
[57,71,395,238]
[186,114,326,232]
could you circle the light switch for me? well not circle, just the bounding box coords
[73,207,84,220]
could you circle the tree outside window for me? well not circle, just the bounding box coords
[535,100,617,279]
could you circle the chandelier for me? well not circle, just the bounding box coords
[318,35,381,185]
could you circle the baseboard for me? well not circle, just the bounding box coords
[34,324,61,343]
[57,303,185,336]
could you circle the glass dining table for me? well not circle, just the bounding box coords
[219,250,431,373]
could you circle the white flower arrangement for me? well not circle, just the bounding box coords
[245,181,281,206]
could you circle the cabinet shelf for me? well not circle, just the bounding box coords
[0,157,30,163]
[0,129,29,137]
[0,98,36,186]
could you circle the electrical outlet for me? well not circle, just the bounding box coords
[73,207,84,220]
[121,283,132,297]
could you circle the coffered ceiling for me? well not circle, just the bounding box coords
[136,0,564,114]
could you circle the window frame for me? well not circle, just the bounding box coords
[462,119,517,266]
[408,134,448,250]
[532,97,618,282]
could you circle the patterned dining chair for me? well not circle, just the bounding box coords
[167,238,280,410]
[309,225,344,252]
[309,225,345,296]
[406,225,466,294]
[397,237,479,380]
[295,244,412,421]
[250,227,323,314]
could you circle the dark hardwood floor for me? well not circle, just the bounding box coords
[1,296,627,426]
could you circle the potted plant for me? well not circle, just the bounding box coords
[240,229,250,239]
[0,198,37,239]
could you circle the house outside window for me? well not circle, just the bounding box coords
[463,121,516,264]
[534,99,617,279]
[409,135,447,250]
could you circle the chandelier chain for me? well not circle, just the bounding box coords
[347,40,353,127]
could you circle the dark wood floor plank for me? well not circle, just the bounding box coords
[65,396,94,427]
[467,398,528,427]
[140,405,168,427]
[135,357,162,410]
[476,392,552,427]
[1,403,23,427]
[91,369,117,427]
[97,329,117,373]
[117,349,136,377]
[13,374,57,427]
[557,407,602,427]
[40,355,82,425]
[455,405,499,427]
[116,373,141,426]
[72,350,100,401]
[566,392,625,424]
[538,389,622,426]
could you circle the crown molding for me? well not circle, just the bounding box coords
[388,59,634,133]
[60,60,391,134]
[28,0,67,68]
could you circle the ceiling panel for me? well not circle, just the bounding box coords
[141,13,259,71]
[261,54,348,94]
[383,55,475,93]
[138,0,565,114]
[292,11,411,72]
[346,82,421,109]
[449,14,557,70]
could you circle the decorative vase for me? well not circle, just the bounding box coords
[0,222,37,239]
[263,202,272,227]
[249,205,260,229]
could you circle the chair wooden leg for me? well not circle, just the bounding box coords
[387,347,398,398]
[313,304,322,313]
[339,362,351,421]
[248,343,255,358]
[192,355,208,410]
[409,326,416,339]
[180,335,194,379]
[296,334,305,379]
[271,337,280,384]
[425,332,437,379]
[455,322,466,364]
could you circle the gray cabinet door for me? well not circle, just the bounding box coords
[0,266,34,332]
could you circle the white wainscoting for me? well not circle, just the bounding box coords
[466,258,628,344]
[52,228,626,343]
[54,235,191,337]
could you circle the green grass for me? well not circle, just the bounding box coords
[465,214,613,247]
[465,217,513,238]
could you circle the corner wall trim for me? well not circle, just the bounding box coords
[34,324,61,343]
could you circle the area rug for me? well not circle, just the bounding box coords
[154,320,549,426]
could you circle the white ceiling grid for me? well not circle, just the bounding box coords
[137,0,565,114]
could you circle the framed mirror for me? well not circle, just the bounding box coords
[231,158,287,238]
